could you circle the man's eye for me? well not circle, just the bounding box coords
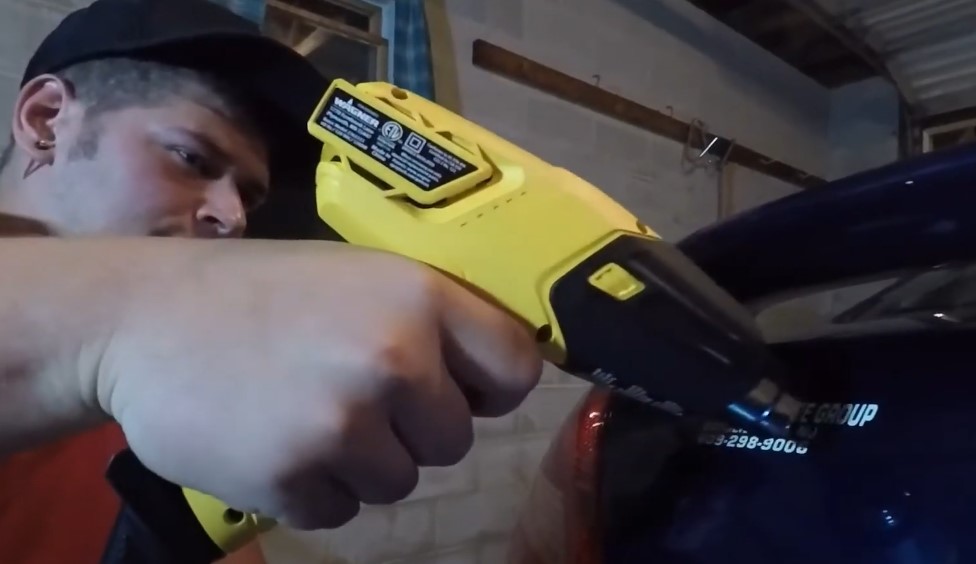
[170,147,209,172]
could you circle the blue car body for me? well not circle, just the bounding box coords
[593,143,976,563]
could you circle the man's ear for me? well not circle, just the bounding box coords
[10,74,76,164]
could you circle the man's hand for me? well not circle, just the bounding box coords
[90,239,542,529]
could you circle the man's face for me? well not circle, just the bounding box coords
[13,77,270,238]
[55,99,269,238]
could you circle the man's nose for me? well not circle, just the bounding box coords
[196,177,246,238]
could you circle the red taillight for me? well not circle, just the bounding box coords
[508,387,612,564]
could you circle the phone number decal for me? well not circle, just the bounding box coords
[697,432,809,455]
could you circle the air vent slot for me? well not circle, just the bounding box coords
[348,160,395,191]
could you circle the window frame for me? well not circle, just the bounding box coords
[359,0,397,82]
[264,0,397,83]
[921,116,976,154]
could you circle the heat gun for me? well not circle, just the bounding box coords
[102,79,802,563]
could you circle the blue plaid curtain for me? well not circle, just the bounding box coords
[392,0,435,100]
[208,0,266,26]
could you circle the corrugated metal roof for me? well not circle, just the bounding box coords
[816,0,976,116]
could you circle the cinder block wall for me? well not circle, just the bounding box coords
[434,0,830,235]
[0,0,847,563]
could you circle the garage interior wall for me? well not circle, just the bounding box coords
[0,0,900,563]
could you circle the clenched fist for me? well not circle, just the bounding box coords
[91,239,542,529]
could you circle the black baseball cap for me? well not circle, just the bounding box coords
[22,0,330,199]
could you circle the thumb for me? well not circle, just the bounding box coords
[437,279,543,417]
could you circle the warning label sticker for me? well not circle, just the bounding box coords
[315,91,479,192]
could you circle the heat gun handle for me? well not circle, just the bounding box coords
[547,232,800,435]
[102,448,263,564]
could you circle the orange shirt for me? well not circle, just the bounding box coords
[0,423,128,564]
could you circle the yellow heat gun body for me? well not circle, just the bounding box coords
[102,80,801,563]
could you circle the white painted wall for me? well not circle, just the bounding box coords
[0,0,841,562]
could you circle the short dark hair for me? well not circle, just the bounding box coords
[0,56,258,169]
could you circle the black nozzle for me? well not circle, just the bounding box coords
[727,377,803,437]
[549,233,804,433]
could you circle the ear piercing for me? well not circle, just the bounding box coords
[23,138,56,178]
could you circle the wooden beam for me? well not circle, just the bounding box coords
[471,40,825,189]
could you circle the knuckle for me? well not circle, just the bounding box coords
[494,337,544,415]
[324,499,361,529]
[427,418,474,466]
[384,464,420,503]
[292,497,360,530]
[516,345,544,394]
[392,256,441,303]
[373,341,426,399]
[374,340,416,376]
[413,261,443,296]
[306,406,356,450]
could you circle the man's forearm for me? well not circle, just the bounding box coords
[0,237,179,455]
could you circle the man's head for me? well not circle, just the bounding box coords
[0,0,328,238]
[0,56,270,237]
